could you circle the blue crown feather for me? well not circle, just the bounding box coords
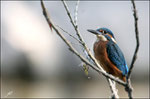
[97,27,115,39]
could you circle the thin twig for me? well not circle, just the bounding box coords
[74,0,79,26]
[61,0,104,74]
[61,0,120,98]
[41,1,140,98]
[107,79,119,99]
[56,25,83,44]
[127,0,140,79]
[40,0,126,87]
[125,0,140,98]
[126,79,133,99]
[74,0,94,68]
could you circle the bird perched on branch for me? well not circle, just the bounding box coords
[87,28,128,82]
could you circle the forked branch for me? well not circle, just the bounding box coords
[125,0,140,98]
[40,0,126,86]
[40,0,140,98]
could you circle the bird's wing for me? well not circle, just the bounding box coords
[106,42,128,76]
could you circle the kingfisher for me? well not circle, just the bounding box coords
[87,27,128,82]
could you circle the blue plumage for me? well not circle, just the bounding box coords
[87,27,129,81]
[105,35,128,76]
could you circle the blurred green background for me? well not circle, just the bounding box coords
[1,1,149,98]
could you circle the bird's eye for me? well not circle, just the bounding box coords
[103,31,107,34]
[100,30,107,34]
[104,31,107,34]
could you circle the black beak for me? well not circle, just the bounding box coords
[87,29,101,35]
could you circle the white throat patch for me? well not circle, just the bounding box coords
[96,35,117,43]
[96,35,107,42]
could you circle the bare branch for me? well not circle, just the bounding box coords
[125,0,140,98]
[127,0,140,79]
[61,0,120,98]
[40,0,52,30]
[56,25,83,44]
[74,0,80,26]
[126,79,133,99]
[61,0,104,73]
[41,1,140,98]
[107,79,119,98]
[61,0,82,41]
[40,0,126,87]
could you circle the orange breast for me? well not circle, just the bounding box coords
[94,40,126,81]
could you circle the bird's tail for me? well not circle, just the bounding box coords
[120,75,126,82]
